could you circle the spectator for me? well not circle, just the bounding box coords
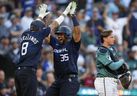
[45,71,55,88]
[0,37,11,56]
[9,38,20,64]
[77,54,86,77]
[0,15,10,40]
[113,0,128,17]
[0,4,9,21]
[21,7,33,31]
[0,84,9,96]
[87,7,105,45]
[132,45,137,59]
[20,0,35,13]
[0,4,11,29]
[107,0,120,18]
[9,15,23,39]
[80,63,96,88]
[85,0,93,18]
[36,68,46,96]
[40,45,53,73]
[81,25,96,47]
[116,44,127,59]
[85,44,97,66]
[76,9,87,33]
[0,70,9,96]
[126,1,137,47]
[126,50,137,71]
[6,78,16,96]
[104,7,127,45]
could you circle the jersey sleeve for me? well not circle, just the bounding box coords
[97,48,113,66]
[49,36,57,48]
[41,27,51,39]
[70,37,81,50]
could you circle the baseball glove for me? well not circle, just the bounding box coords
[119,71,132,89]
[116,63,129,75]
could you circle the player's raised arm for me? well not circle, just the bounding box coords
[70,2,81,43]
[37,4,50,21]
[37,3,73,31]
[49,2,72,31]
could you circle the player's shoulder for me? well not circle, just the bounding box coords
[22,29,30,34]
[98,46,108,54]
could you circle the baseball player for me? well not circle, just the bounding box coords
[45,2,81,96]
[15,2,73,96]
[94,30,129,96]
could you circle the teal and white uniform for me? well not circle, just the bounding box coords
[94,46,124,96]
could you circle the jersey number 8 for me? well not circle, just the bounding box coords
[21,42,29,55]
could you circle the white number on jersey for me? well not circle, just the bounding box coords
[21,42,29,56]
[60,54,69,62]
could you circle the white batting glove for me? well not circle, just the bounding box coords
[38,4,50,19]
[63,2,73,16]
[70,1,77,15]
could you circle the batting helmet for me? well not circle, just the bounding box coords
[55,26,72,39]
[30,20,45,32]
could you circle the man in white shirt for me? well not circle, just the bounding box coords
[104,9,127,45]
[21,7,33,31]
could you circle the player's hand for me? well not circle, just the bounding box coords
[63,2,73,16]
[38,4,50,19]
[70,1,77,15]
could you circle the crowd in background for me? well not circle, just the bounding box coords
[0,0,137,96]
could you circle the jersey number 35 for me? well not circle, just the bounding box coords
[60,54,69,62]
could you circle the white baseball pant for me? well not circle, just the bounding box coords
[94,77,118,96]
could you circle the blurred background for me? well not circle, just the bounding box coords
[0,0,137,96]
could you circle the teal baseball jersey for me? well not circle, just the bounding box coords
[96,46,119,79]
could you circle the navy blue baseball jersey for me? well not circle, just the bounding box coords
[49,36,81,77]
[17,27,51,69]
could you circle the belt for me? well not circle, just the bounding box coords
[68,74,77,78]
[16,66,36,72]
[56,74,77,79]
[96,77,118,83]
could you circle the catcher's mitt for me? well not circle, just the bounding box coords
[119,71,132,89]
[116,63,129,75]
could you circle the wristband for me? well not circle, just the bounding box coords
[72,15,79,26]
[55,15,65,25]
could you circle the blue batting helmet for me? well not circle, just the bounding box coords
[30,20,45,32]
[55,26,72,39]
